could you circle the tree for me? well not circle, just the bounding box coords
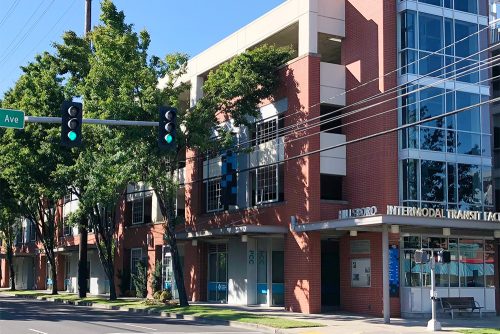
[0,53,69,295]
[0,177,21,290]
[54,0,165,300]
[138,45,293,307]
[55,0,292,305]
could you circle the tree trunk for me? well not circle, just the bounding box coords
[7,247,15,291]
[156,191,189,307]
[78,220,88,298]
[49,255,58,295]
[108,264,117,300]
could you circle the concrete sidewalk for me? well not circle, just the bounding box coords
[191,303,499,334]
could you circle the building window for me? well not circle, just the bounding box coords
[29,220,36,242]
[256,117,278,145]
[320,174,343,200]
[130,195,152,225]
[256,165,278,204]
[206,178,223,212]
[402,236,493,288]
[130,248,143,289]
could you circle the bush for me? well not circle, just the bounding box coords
[150,260,162,295]
[131,262,148,298]
[153,290,162,300]
[159,289,172,303]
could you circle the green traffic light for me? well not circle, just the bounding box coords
[165,134,173,144]
[68,131,78,141]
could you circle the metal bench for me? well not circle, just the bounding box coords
[440,297,483,319]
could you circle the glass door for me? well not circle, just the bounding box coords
[208,244,227,303]
[257,250,267,304]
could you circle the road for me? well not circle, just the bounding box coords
[0,295,266,334]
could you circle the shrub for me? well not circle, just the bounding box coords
[131,261,148,298]
[153,290,162,300]
[159,289,172,303]
[150,260,162,295]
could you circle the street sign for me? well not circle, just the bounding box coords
[0,108,25,129]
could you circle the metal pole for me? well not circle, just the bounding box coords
[25,116,158,127]
[382,225,390,323]
[84,0,91,35]
[427,249,441,331]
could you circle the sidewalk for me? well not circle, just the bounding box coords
[2,291,498,334]
[191,303,499,334]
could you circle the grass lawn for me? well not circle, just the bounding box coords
[459,330,500,334]
[0,290,322,329]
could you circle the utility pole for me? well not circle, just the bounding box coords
[85,0,91,34]
[78,0,91,299]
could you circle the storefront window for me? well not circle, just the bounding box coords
[402,236,493,289]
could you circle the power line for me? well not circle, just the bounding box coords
[0,0,56,67]
[203,20,497,145]
[187,50,500,168]
[0,0,79,88]
[0,0,21,31]
[185,95,500,187]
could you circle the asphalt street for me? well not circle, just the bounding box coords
[0,295,266,334]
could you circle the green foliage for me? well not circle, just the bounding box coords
[151,260,163,294]
[185,44,293,150]
[131,261,148,298]
[159,289,172,302]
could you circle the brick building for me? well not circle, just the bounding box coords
[1,0,499,319]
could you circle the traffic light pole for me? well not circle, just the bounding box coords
[25,116,158,127]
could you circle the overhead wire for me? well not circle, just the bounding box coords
[201,19,498,146]
[0,0,79,88]
[197,55,500,174]
[0,0,56,67]
[186,46,498,169]
[0,0,21,31]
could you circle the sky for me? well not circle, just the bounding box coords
[0,0,285,98]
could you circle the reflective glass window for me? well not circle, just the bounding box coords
[419,13,443,52]
[420,127,445,151]
[455,21,478,58]
[447,163,456,203]
[419,52,443,76]
[401,11,416,49]
[457,164,481,206]
[420,87,445,127]
[421,160,445,202]
[483,167,493,206]
[454,0,478,14]
[446,130,456,153]
[457,132,481,155]
[456,92,480,132]
[419,0,442,5]
[402,159,419,201]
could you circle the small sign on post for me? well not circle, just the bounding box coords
[0,108,25,129]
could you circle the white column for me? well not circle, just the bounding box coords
[190,76,204,107]
[298,0,318,56]
[382,225,390,324]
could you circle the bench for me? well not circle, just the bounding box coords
[440,297,483,319]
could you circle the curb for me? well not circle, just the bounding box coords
[5,293,288,334]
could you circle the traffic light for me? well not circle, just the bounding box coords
[221,150,237,210]
[61,101,83,147]
[158,106,177,151]
[437,250,451,263]
[414,249,429,264]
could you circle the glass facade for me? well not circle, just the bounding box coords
[399,3,492,211]
[402,236,495,288]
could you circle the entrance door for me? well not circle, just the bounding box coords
[208,244,227,303]
[321,240,340,311]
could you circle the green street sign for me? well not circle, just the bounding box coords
[0,108,25,129]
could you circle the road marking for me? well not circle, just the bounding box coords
[123,323,157,331]
[28,329,48,334]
